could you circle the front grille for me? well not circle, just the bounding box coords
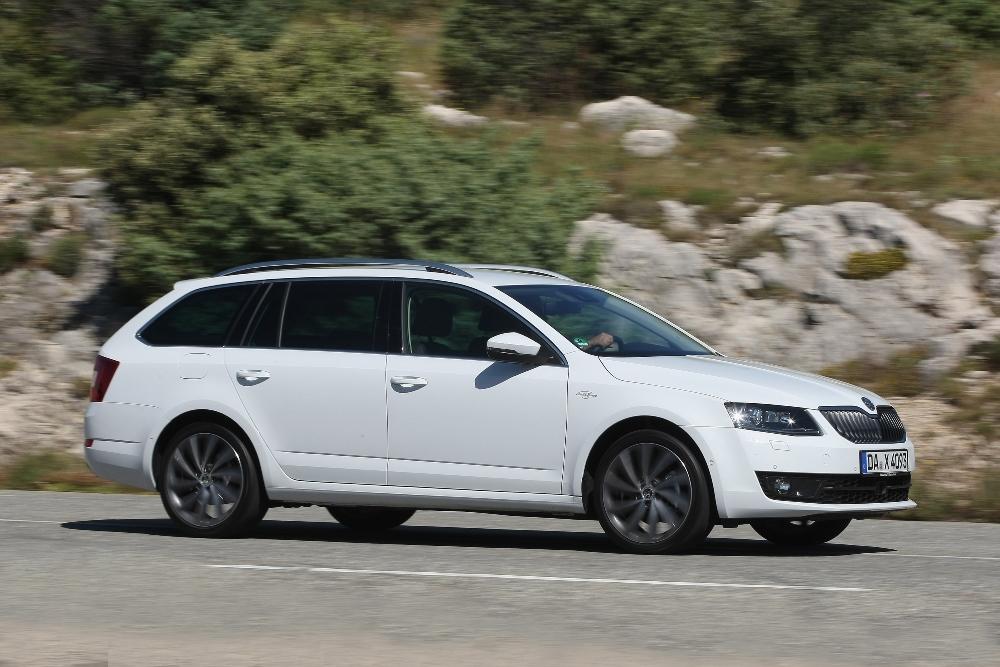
[757,472,911,504]
[820,406,906,444]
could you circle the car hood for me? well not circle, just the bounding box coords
[600,355,887,409]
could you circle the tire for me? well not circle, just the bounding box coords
[327,506,416,531]
[593,429,712,555]
[158,421,265,538]
[750,518,852,546]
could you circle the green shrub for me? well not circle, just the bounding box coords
[46,233,85,278]
[968,336,1000,372]
[842,248,907,280]
[716,0,967,135]
[821,346,929,397]
[0,356,17,378]
[29,204,54,232]
[102,17,598,301]
[0,234,29,273]
[440,0,732,110]
[904,0,1000,45]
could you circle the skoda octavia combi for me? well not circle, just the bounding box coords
[85,258,915,553]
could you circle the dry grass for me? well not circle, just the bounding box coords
[0,451,144,493]
[0,107,115,169]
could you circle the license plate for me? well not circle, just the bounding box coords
[860,449,908,475]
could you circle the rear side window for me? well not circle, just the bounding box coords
[244,282,287,348]
[281,281,383,352]
[141,284,256,347]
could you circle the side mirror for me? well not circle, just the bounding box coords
[486,332,542,361]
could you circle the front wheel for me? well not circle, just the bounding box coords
[750,518,852,546]
[327,506,415,531]
[593,430,712,554]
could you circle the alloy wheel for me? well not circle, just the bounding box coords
[601,442,693,544]
[164,432,244,528]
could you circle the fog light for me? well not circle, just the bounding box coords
[774,478,792,495]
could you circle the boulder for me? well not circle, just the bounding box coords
[622,129,676,158]
[580,96,695,134]
[931,199,999,227]
[658,200,700,233]
[422,104,488,128]
[67,179,106,199]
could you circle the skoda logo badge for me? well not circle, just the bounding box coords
[862,396,876,411]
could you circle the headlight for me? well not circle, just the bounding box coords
[725,402,821,436]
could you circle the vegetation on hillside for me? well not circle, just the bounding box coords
[100,17,597,300]
[441,0,969,134]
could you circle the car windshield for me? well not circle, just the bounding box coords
[499,284,715,357]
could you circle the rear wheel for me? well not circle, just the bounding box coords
[327,506,415,531]
[594,429,712,554]
[750,518,851,546]
[159,422,265,538]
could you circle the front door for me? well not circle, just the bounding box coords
[225,280,390,485]
[386,282,568,494]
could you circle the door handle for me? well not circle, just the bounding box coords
[390,376,428,389]
[236,369,271,384]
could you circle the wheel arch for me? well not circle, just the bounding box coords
[151,409,268,501]
[580,416,718,520]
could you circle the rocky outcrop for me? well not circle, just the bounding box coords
[570,202,1000,373]
[932,199,1000,228]
[0,168,119,463]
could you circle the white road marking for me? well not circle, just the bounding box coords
[862,553,1000,562]
[205,564,873,592]
[0,518,62,523]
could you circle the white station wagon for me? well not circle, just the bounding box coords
[85,259,915,554]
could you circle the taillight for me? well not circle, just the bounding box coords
[90,355,120,402]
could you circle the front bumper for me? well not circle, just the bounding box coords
[689,420,917,520]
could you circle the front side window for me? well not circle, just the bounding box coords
[281,280,383,352]
[405,284,537,359]
[141,284,257,347]
[499,284,714,357]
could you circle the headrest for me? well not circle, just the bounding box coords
[411,297,454,338]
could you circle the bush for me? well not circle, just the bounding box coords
[117,128,597,297]
[716,0,967,135]
[103,17,598,301]
[904,0,1000,45]
[0,356,17,379]
[842,248,907,279]
[0,14,76,122]
[29,204,54,232]
[821,346,928,397]
[969,336,1000,372]
[440,0,731,110]
[46,233,85,278]
[0,234,29,273]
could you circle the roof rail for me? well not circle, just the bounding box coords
[215,258,474,278]
[457,264,573,280]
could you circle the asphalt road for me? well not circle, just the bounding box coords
[0,491,997,666]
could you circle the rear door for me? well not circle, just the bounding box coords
[225,279,391,485]
[385,282,569,494]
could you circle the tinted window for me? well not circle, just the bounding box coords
[142,284,256,347]
[282,281,382,352]
[406,284,536,359]
[244,282,286,348]
[500,284,713,357]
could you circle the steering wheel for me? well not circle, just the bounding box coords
[586,334,625,354]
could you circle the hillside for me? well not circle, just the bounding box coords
[0,1,998,518]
